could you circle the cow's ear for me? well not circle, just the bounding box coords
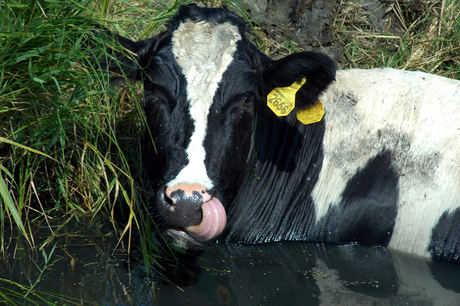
[262,51,336,109]
[96,31,167,82]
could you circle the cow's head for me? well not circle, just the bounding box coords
[104,4,336,249]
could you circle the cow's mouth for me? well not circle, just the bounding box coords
[166,197,227,248]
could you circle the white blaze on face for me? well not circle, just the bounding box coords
[167,20,242,189]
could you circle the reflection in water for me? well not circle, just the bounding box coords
[2,233,460,305]
[162,242,460,305]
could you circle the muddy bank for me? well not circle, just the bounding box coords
[248,0,340,59]
[245,0,415,67]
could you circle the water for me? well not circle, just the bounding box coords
[159,242,460,305]
[2,232,460,305]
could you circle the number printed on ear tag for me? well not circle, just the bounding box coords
[267,77,306,116]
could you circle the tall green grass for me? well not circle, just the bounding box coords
[0,0,195,275]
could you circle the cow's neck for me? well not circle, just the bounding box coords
[224,108,326,243]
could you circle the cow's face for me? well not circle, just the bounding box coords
[141,19,256,248]
[105,5,336,249]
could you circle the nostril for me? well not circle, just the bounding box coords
[164,186,178,203]
[163,192,175,210]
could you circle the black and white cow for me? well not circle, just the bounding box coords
[106,5,460,264]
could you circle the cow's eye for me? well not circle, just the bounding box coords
[144,79,156,92]
[242,92,254,104]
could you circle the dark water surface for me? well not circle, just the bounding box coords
[3,233,460,305]
[159,242,460,305]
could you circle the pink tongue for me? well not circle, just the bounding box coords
[185,198,227,242]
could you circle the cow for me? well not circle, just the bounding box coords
[104,4,460,265]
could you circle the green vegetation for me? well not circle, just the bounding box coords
[336,0,460,78]
[0,0,196,279]
[0,278,85,306]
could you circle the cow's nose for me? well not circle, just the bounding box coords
[163,184,212,227]
[165,184,212,205]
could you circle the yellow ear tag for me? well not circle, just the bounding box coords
[267,77,306,116]
[296,100,325,125]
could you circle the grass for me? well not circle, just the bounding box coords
[335,0,460,78]
[0,278,86,306]
[0,0,194,281]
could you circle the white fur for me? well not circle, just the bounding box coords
[313,68,460,257]
[167,20,241,189]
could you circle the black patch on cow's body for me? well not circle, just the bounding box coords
[429,208,460,265]
[143,45,195,187]
[315,151,399,245]
[203,45,257,205]
[256,112,303,173]
[224,114,325,243]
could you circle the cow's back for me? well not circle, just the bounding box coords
[316,68,460,260]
